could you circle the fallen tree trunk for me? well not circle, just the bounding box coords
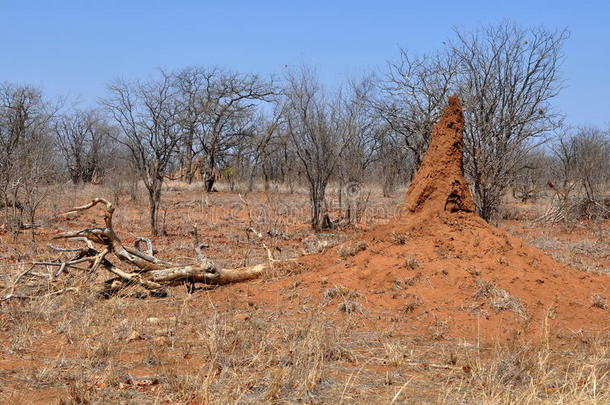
[145,262,271,285]
[13,198,275,298]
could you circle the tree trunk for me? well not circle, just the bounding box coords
[147,185,161,236]
[205,154,216,193]
[184,134,195,184]
[205,173,215,193]
[309,182,326,230]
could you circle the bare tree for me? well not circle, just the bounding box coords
[246,120,301,193]
[102,73,181,235]
[378,22,567,220]
[54,109,115,184]
[282,67,350,230]
[377,130,409,197]
[173,67,275,191]
[569,128,610,210]
[19,130,58,241]
[173,68,206,184]
[457,23,567,220]
[334,78,385,223]
[375,51,457,168]
[0,83,56,235]
[510,149,553,203]
[545,127,610,222]
[236,110,283,192]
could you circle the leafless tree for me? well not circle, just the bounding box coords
[334,78,385,223]
[172,67,206,184]
[0,83,56,236]
[244,120,302,193]
[377,131,409,197]
[378,22,568,220]
[240,110,283,192]
[54,109,116,184]
[545,127,610,222]
[173,67,275,191]
[510,149,553,202]
[102,73,181,235]
[103,145,141,205]
[457,23,567,220]
[375,51,458,168]
[569,128,610,208]
[19,130,58,241]
[282,67,351,230]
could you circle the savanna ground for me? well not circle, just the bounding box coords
[0,181,608,404]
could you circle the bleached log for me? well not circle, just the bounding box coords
[24,197,280,296]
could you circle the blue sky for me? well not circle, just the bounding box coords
[1,0,608,127]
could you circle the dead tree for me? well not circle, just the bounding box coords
[102,74,181,235]
[173,67,276,191]
[0,82,57,236]
[282,67,351,230]
[539,128,610,223]
[4,198,276,299]
[54,109,114,184]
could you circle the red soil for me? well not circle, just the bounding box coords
[213,95,610,342]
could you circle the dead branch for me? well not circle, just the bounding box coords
[247,227,277,262]
[18,197,280,298]
[134,237,154,256]
[2,265,35,301]
[194,243,209,263]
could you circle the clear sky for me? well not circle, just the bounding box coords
[1,0,608,127]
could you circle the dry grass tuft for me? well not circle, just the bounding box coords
[427,319,450,340]
[404,293,422,313]
[338,299,364,314]
[337,240,368,258]
[324,284,360,300]
[325,284,364,315]
[474,280,528,318]
[404,255,420,270]
[391,231,410,245]
[591,293,608,309]
[264,260,310,279]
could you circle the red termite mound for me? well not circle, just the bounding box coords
[402,94,475,216]
[217,95,610,342]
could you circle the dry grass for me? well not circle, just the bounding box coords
[338,299,364,314]
[324,284,360,300]
[404,293,422,313]
[391,231,410,245]
[591,293,608,310]
[324,284,363,314]
[2,286,608,404]
[443,338,610,404]
[403,255,421,270]
[521,229,610,275]
[474,279,528,319]
[337,240,368,258]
